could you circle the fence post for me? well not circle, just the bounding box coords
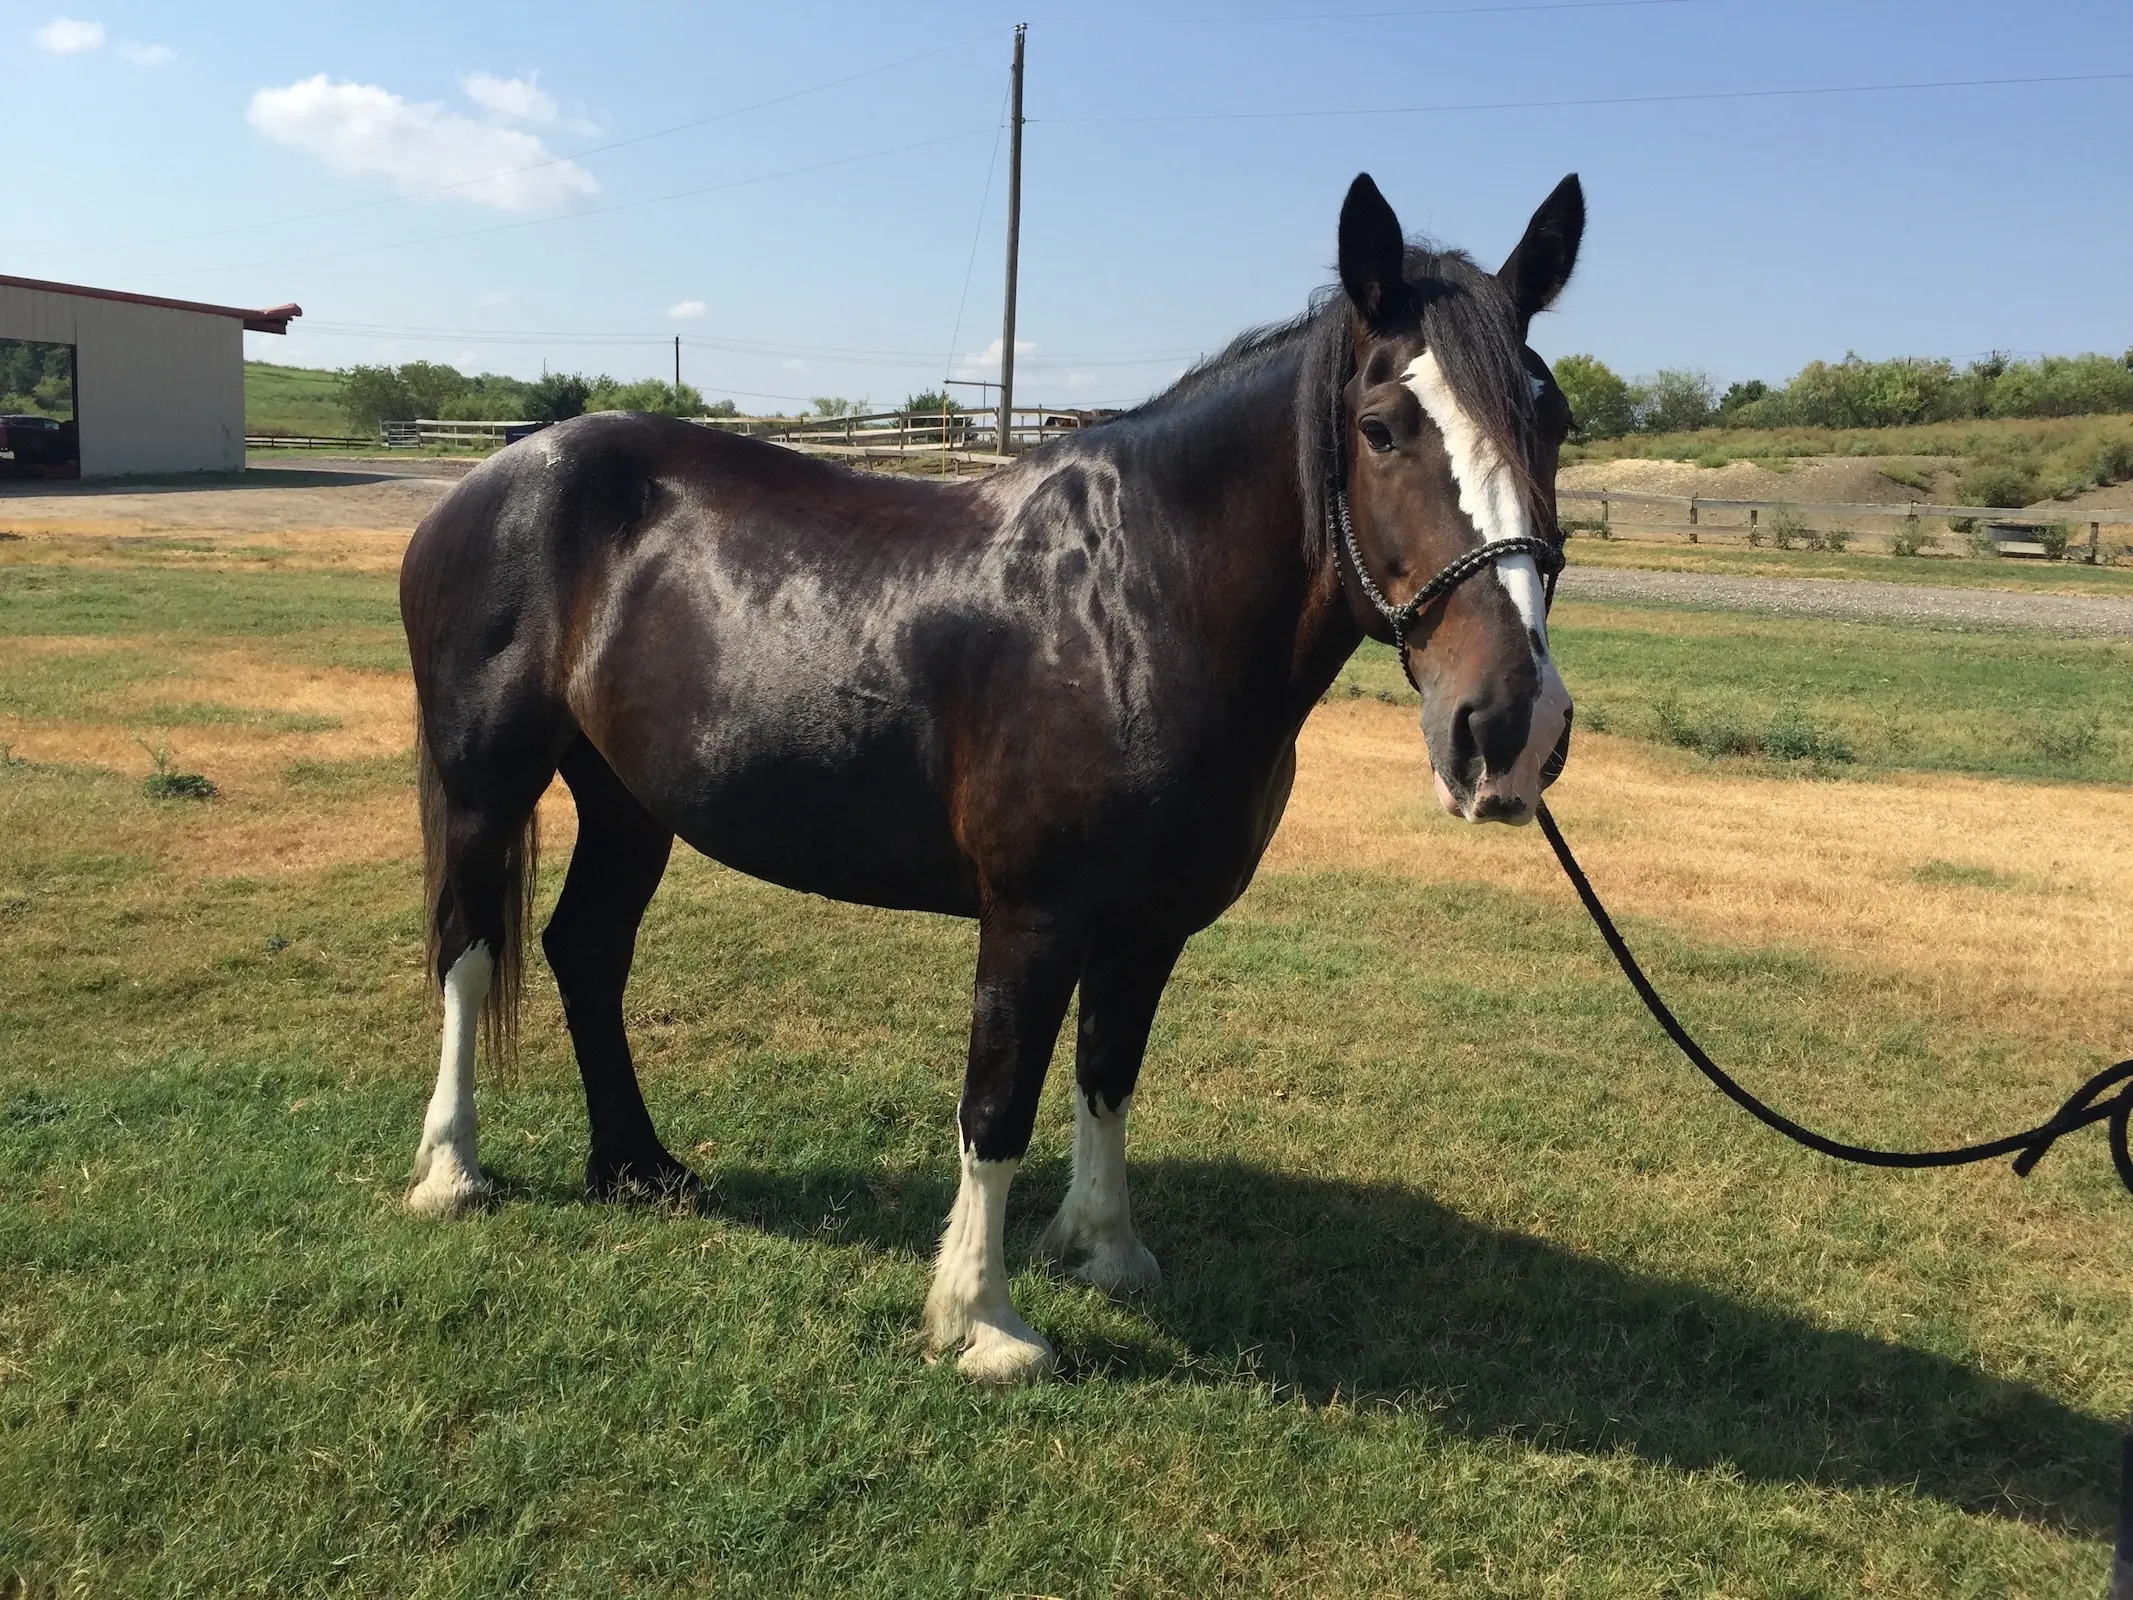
[1687,496,1698,544]
[1748,507,1759,543]
[2092,521,2103,565]
[1600,497,1609,535]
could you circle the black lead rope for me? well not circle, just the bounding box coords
[1534,800,2133,1194]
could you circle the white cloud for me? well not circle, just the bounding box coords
[247,76,599,212]
[118,40,173,65]
[952,335,1036,380]
[462,71,555,125]
[667,300,705,321]
[475,288,512,308]
[462,70,599,135]
[35,17,104,53]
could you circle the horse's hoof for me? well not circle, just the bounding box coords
[956,1317,1057,1386]
[407,1145,488,1217]
[1073,1239,1162,1295]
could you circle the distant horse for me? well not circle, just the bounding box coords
[400,172,1584,1382]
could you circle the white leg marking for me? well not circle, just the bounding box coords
[1039,1092,1160,1293]
[407,943,493,1217]
[922,1146,1055,1385]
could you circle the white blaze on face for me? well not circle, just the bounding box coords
[1400,351,1572,818]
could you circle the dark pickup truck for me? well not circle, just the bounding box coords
[0,414,80,477]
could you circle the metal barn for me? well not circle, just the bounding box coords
[0,275,299,478]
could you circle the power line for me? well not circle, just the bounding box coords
[1038,69,2133,124]
[42,27,1010,260]
[297,319,1200,367]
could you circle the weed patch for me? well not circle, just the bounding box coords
[1912,860,2019,891]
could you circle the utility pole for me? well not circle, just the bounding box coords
[997,23,1025,457]
[674,335,682,395]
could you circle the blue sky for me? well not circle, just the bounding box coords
[7,1,2128,411]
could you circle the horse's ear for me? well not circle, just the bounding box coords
[1497,172,1584,330]
[1338,173,1410,330]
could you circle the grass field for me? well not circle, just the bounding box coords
[244,361,351,438]
[3,520,2130,1596]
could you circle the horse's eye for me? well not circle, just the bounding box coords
[1358,416,1395,454]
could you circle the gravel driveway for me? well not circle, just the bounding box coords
[1556,566,2133,639]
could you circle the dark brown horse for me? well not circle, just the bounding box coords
[400,172,1584,1382]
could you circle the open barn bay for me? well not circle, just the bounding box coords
[2,503,2129,1596]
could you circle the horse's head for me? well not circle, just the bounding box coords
[1334,171,1584,824]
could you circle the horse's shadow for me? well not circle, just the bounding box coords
[530,1152,2120,1537]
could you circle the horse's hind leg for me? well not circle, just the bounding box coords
[542,739,691,1201]
[1038,931,1181,1292]
[409,793,542,1216]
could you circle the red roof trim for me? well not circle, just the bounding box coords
[0,274,301,334]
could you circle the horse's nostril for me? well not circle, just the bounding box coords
[1448,701,1484,789]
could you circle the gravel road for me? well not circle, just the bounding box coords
[1556,566,2133,639]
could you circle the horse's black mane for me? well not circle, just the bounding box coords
[1104,244,1536,555]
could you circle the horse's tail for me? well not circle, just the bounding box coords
[415,701,539,1065]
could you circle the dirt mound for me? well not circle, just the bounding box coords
[1558,455,1957,505]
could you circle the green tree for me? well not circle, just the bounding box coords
[1717,379,1768,418]
[394,361,472,418]
[1637,369,1716,433]
[336,365,416,432]
[524,372,593,423]
[1549,355,1633,440]
[810,396,867,418]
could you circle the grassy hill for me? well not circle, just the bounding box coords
[244,361,350,438]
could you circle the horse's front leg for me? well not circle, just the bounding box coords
[923,904,1086,1385]
[1038,932,1180,1292]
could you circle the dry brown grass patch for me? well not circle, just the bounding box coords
[1271,699,2133,1048]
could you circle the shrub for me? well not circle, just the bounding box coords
[1956,460,2036,509]
[1765,705,1854,763]
[586,378,707,418]
[1890,516,1935,556]
[2038,719,2098,762]
[1768,505,1808,550]
[1823,527,1852,552]
[2088,435,2133,486]
[2037,522,2072,560]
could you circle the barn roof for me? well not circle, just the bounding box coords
[0,274,301,334]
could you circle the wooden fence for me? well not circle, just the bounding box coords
[693,407,1093,465]
[244,434,376,451]
[1561,488,2133,561]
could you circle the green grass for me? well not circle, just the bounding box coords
[1,783,2124,1594]
[3,551,2129,1593]
[1333,607,2133,784]
[0,563,401,656]
[244,361,351,438]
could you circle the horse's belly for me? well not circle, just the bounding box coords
[658,731,977,917]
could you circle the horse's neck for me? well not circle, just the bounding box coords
[1182,380,1365,727]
